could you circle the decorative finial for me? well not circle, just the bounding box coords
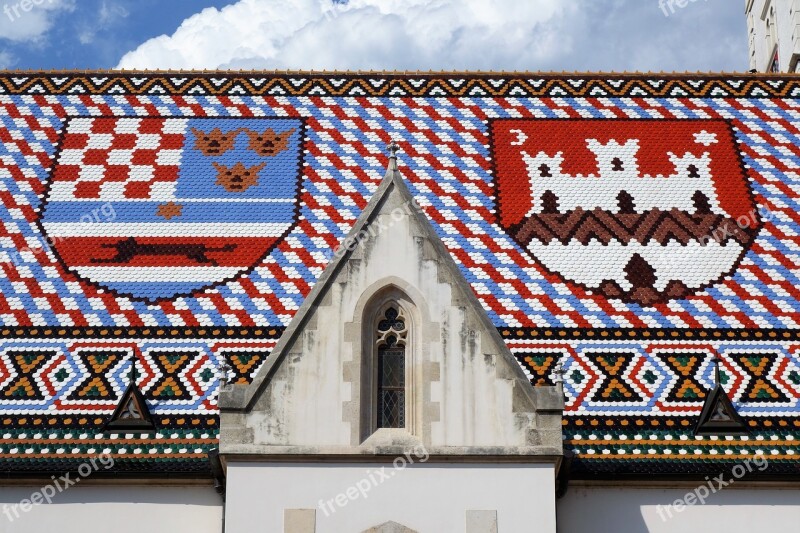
[218,360,233,388]
[129,357,138,384]
[712,356,722,386]
[551,357,567,385]
[387,140,400,159]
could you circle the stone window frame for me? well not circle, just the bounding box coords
[354,283,424,443]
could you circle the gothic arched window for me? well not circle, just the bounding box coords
[375,306,407,429]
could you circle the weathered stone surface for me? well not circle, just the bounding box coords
[220,154,564,458]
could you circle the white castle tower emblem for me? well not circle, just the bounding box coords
[492,120,761,306]
[521,140,722,216]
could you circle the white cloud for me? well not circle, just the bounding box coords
[0,50,13,68]
[115,0,747,72]
[98,0,128,24]
[79,0,129,45]
[116,0,578,70]
[0,0,73,43]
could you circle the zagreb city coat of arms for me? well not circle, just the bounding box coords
[490,119,760,306]
[39,117,303,302]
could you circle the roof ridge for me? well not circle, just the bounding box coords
[0,69,797,77]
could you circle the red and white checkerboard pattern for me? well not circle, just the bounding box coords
[49,117,185,201]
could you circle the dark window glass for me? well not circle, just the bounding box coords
[377,307,406,428]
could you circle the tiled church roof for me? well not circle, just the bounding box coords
[0,72,798,479]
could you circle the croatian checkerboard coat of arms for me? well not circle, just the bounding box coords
[491,119,761,306]
[39,117,303,302]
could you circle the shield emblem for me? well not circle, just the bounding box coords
[39,117,303,302]
[491,119,760,306]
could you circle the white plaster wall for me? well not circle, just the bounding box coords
[225,462,557,533]
[558,485,800,533]
[747,0,800,72]
[0,485,222,533]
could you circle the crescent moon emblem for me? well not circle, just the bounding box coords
[510,129,527,146]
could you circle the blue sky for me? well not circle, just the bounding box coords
[0,0,748,72]
[0,0,236,69]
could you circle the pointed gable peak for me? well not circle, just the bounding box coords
[371,140,416,217]
[374,140,416,207]
[220,142,562,457]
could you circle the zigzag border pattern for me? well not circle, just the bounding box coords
[0,338,798,416]
[510,340,800,416]
[1,73,800,97]
[2,327,800,340]
[0,336,795,475]
[0,339,273,413]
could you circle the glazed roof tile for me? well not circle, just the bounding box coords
[0,72,796,478]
